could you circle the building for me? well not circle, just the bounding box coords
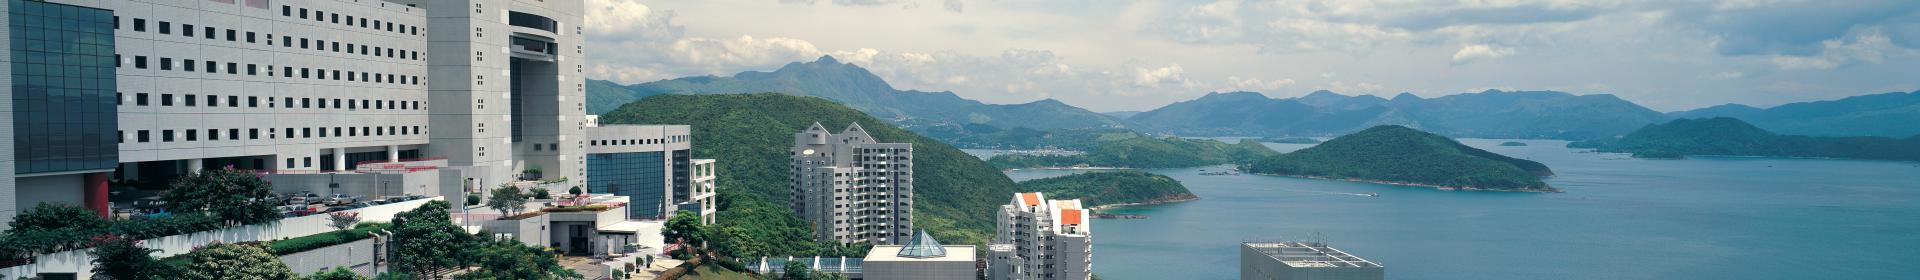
[791,122,913,245]
[864,230,977,280]
[0,0,585,230]
[584,124,690,219]
[678,158,717,224]
[1240,242,1384,280]
[987,192,1092,280]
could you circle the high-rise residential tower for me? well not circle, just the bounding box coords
[791,122,913,245]
[987,192,1093,280]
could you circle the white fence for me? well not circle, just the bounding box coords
[0,197,439,279]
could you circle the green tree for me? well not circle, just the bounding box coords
[453,237,581,280]
[466,193,482,206]
[178,242,297,280]
[163,169,279,224]
[88,235,165,280]
[782,261,813,280]
[529,188,551,200]
[391,201,472,278]
[567,186,583,196]
[662,210,706,254]
[7,203,106,233]
[485,185,528,217]
[308,267,368,280]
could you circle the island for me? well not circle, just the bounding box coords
[1018,171,1197,210]
[987,137,1277,169]
[1245,125,1560,192]
[1262,137,1323,144]
[1499,141,1528,147]
[1567,117,1920,161]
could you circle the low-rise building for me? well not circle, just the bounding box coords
[677,159,718,225]
[987,192,1092,280]
[1240,242,1384,280]
[864,230,977,280]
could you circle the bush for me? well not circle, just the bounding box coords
[308,267,366,280]
[466,194,481,206]
[530,188,551,200]
[179,242,296,280]
[268,223,392,255]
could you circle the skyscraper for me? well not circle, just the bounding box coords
[988,192,1093,280]
[791,122,913,244]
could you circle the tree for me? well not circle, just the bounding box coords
[328,212,362,231]
[662,210,706,253]
[308,267,368,280]
[163,169,279,224]
[466,193,482,206]
[453,237,582,280]
[8,203,107,233]
[782,261,813,280]
[529,188,551,200]
[567,186,583,196]
[89,235,165,280]
[485,185,528,217]
[391,201,472,278]
[178,242,297,280]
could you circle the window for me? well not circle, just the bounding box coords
[159,58,172,70]
[250,128,260,139]
[137,93,149,106]
[223,29,233,41]
[205,61,216,73]
[248,96,258,107]
[300,38,308,49]
[286,158,295,169]
[138,130,151,142]
[282,6,291,17]
[159,21,171,34]
[299,8,307,19]
[247,64,258,75]
[161,94,174,106]
[182,24,194,36]
[228,96,239,107]
[186,130,197,141]
[183,59,196,71]
[163,130,175,142]
[207,95,218,107]
[227,63,237,74]
[229,129,239,140]
[209,129,219,140]
[135,56,148,69]
[134,18,146,32]
[184,94,196,106]
[246,32,256,43]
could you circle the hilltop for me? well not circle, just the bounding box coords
[987,137,1277,169]
[1570,117,1920,161]
[1128,90,1668,140]
[1017,171,1197,209]
[596,93,1016,253]
[1247,125,1558,192]
[1667,91,1920,138]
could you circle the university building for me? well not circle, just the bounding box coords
[791,122,914,244]
[0,0,594,230]
[987,192,1093,280]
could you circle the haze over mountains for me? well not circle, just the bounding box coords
[587,56,1920,141]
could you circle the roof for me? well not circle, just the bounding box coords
[896,229,947,258]
[865,245,976,262]
[596,220,662,234]
[1019,192,1042,207]
[1059,209,1084,226]
[1244,242,1383,268]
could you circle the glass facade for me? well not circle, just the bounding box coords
[11,0,118,174]
[671,149,690,202]
[588,151,665,219]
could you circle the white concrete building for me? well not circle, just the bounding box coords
[0,0,586,230]
[791,122,914,245]
[865,230,977,280]
[987,192,1092,280]
[1240,242,1385,280]
[682,158,717,225]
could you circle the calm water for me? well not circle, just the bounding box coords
[965,139,1920,279]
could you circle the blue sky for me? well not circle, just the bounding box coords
[583,0,1920,112]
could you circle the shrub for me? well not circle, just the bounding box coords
[465,194,481,206]
[308,267,366,280]
[179,242,297,280]
[268,223,392,255]
[530,188,551,200]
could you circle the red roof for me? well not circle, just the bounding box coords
[1060,209,1084,225]
[1019,193,1041,207]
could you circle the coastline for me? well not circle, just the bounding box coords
[1250,173,1563,193]
[1004,166,1132,171]
[1089,195,1200,211]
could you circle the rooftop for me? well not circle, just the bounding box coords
[1244,242,1383,268]
[865,245,976,262]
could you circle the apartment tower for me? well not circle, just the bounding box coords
[987,192,1093,280]
[791,122,913,244]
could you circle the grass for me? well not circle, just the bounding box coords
[678,265,757,280]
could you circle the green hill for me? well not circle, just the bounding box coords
[1667,91,1920,138]
[597,93,1015,255]
[1128,89,1668,140]
[1017,171,1196,209]
[987,137,1277,169]
[1571,117,1920,161]
[1247,125,1558,192]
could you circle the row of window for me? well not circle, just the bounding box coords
[115,15,422,63]
[117,55,422,85]
[283,4,421,36]
[589,138,681,146]
[120,125,424,143]
[115,92,421,111]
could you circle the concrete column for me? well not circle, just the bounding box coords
[334,148,348,170]
[387,145,400,161]
[85,172,109,217]
[186,158,204,173]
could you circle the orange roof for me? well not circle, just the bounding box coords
[1019,193,1041,207]
[1060,209,1084,225]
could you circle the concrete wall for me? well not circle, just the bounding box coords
[865,260,974,280]
[265,171,440,198]
[280,238,378,277]
[12,174,84,211]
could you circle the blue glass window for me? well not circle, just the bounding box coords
[11,0,117,173]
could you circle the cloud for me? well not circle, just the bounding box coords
[1768,29,1911,70]
[944,0,965,13]
[1223,76,1297,92]
[1452,44,1518,64]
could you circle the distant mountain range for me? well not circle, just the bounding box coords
[1667,91,1920,138]
[1570,117,1920,161]
[1246,125,1559,192]
[1128,90,1668,139]
[586,57,1920,142]
[587,56,1127,133]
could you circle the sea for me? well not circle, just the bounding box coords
[964,138,1920,280]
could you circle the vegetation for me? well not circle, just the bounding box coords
[663,210,709,257]
[1247,125,1559,192]
[1,204,224,260]
[1665,90,1920,138]
[1262,137,1322,144]
[268,223,392,255]
[453,237,581,280]
[391,201,474,278]
[1499,141,1529,146]
[308,267,368,280]
[486,185,529,217]
[178,242,298,280]
[1568,117,1920,161]
[88,235,164,280]
[988,137,1277,169]
[599,93,1017,254]
[1127,90,1668,140]
[926,127,1145,150]
[530,188,552,200]
[162,169,281,225]
[1017,171,1197,208]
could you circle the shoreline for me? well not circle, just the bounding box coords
[1004,166,1133,171]
[1250,173,1563,193]
[1089,196,1200,211]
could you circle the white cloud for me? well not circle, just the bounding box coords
[1769,30,1911,70]
[1452,44,1518,64]
[1223,76,1298,92]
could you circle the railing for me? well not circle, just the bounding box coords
[352,156,447,167]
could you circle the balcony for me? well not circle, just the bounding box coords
[509,35,557,61]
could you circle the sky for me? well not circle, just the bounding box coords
[581,0,1920,112]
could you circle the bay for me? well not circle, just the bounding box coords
[966,138,1920,279]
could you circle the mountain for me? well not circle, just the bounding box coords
[1101,111,1143,119]
[597,93,1016,252]
[1666,91,1920,138]
[588,56,1127,133]
[1569,117,1920,161]
[1128,89,1668,140]
[987,137,1278,169]
[932,127,1146,150]
[1247,125,1558,192]
[1017,171,1197,209]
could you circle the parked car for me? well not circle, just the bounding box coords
[326,194,362,205]
[327,203,367,212]
[283,192,319,205]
